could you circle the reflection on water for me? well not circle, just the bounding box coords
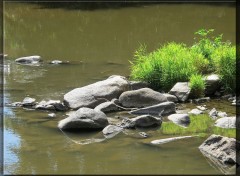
[3,1,235,175]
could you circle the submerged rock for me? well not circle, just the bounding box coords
[119,88,168,108]
[58,107,109,130]
[151,136,194,145]
[199,134,237,165]
[130,102,176,116]
[63,75,130,109]
[168,82,191,102]
[15,55,41,64]
[167,114,190,127]
[215,117,236,128]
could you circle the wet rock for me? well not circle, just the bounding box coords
[48,113,56,118]
[58,107,109,130]
[7,102,23,107]
[193,97,210,104]
[130,102,176,116]
[199,134,237,165]
[163,93,178,103]
[168,82,191,102]
[63,75,130,109]
[119,88,168,108]
[196,105,207,111]
[129,81,149,90]
[15,55,41,64]
[209,108,218,120]
[22,97,36,106]
[35,100,66,111]
[204,74,221,96]
[53,103,68,111]
[111,98,121,105]
[94,101,120,113]
[151,136,194,145]
[188,108,203,115]
[217,111,228,118]
[168,114,190,127]
[102,125,123,138]
[215,117,236,128]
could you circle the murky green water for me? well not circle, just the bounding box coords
[3,2,236,175]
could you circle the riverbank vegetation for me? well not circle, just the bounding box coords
[130,29,236,96]
[160,114,236,138]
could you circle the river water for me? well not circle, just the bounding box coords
[3,2,236,175]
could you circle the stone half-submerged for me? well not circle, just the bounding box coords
[119,88,168,108]
[58,107,109,131]
[63,75,130,109]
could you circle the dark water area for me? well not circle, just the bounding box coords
[3,2,236,175]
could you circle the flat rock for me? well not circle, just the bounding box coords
[63,75,130,109]
[199,134,237,165]
[15,55,41,64]
[163,93,178,103]
[215,117,236,128]
[168,82,191,102]
[119,88,168,108]
[168,114,190,127]
[94,101,119,113]
[130,102,176,116]
[188,108,203,115]
[151,136,194,145]
[58,107,109,130]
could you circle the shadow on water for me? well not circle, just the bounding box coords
[24,1,235,11]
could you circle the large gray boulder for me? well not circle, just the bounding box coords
[199,134,237,165]
[204,74,221,96]
[168,114,190,127]
[119,88,168,108]
[130,102,176,116]
[15,55,41,64]
[63,75,130,109]
[215,117,236,128]
[58,107,109,130]
[168,82,191,102]
[117,115,162,128]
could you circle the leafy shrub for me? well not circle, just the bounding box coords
[189,74,205,98]
[211,45,236,93]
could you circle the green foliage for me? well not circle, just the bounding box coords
[160,114,236,138]
[189,74,205,98]
[130,42,208,91]
[130,28,236,95]
[211,45,236,93]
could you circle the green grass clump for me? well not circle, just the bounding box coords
[130,43,208,91]
[212,127,236,138]
[189,74,205,98]
[211,45,236,93]
[161,114,212,135]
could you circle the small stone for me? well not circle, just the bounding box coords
[209,108,218,119]
[48,113,56,118]
[22,97,36,106]
[188,109,203,115]
[196,105,207,111]
[217,111,227,118]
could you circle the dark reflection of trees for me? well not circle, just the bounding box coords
[24,1,235,11]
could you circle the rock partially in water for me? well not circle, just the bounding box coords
[7,102,23,107]
[48,113,56,118]
[188,108,203,115]
[168,114,190,127]
[58,107,109,131]
[15,55,41,64]
[22,97,36,106]
[168,82,191,102]
[196,105,207,111]
[151,136,194,145]
[163,93,178,103]
[94,101,120,113]
[193,97,210,104]
[130,102,176,116]
[129,81,149,90]
[35,100,66,111]
[215,117,236,128]
[199,134,237,165]
[102,125,123,138]
[209,108,218,120]
[63,75,130,109]
[204,74,221,96]
[119,88,168,108]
